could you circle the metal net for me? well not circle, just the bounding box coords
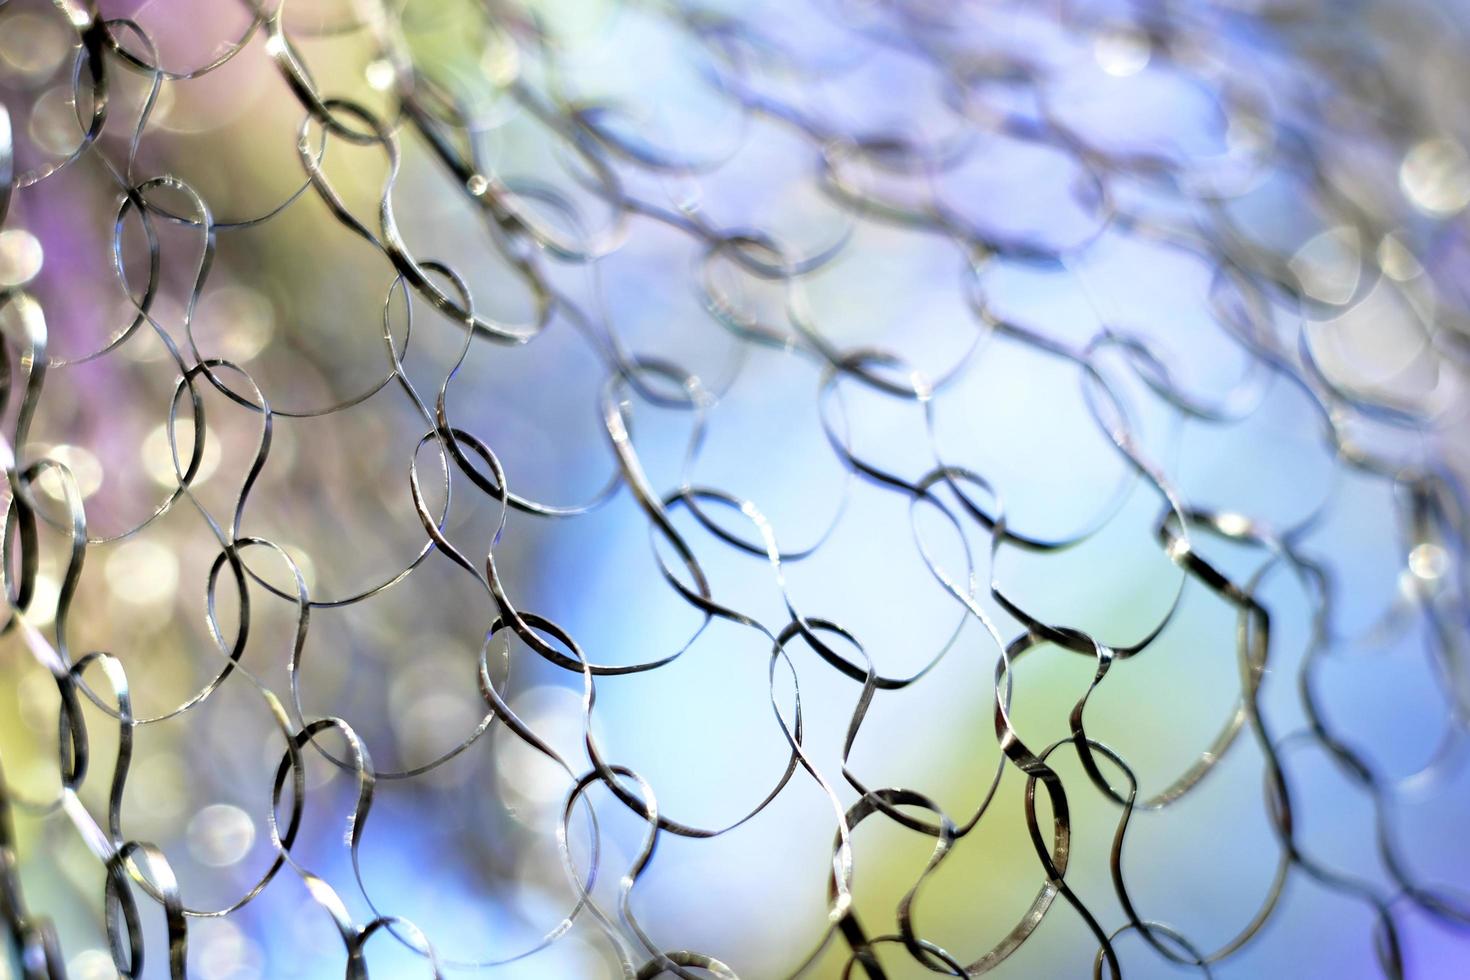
[1,0,1469,976]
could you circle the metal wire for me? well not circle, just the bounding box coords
[1,0,1468,976]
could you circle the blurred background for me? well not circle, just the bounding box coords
[1,0,1469,977]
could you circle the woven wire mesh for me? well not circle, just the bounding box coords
[1,0,1469,976]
